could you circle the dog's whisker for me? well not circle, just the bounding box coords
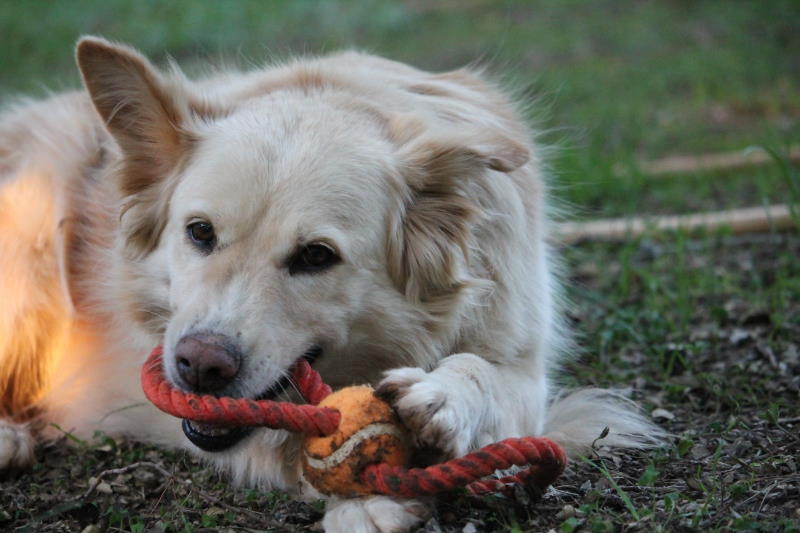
[287,374,303,399]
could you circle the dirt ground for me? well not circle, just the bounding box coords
[2,231,797,533]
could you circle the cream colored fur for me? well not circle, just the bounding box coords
[0,37,663,531]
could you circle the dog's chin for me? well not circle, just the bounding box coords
[182,346,322,453]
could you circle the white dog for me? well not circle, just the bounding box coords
[0,37,661,531]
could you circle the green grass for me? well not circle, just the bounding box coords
[1,1,798,532]
[1,0,798,219]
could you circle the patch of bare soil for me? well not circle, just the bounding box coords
[2,233,798,532]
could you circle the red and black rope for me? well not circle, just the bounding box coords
[141,347,566,497]
[141,347,340,436]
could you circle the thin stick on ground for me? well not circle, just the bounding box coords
[634,146,800,176]
[81,461,302,532]
[556,204,795,244]
[82,461,174,499]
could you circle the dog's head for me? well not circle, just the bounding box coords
[77,37,529,451]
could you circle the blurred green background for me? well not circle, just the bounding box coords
[1,0,798,220]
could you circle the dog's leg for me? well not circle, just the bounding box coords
[376,352,547,459]
[0,420,35,474]
[0,170,72,473]
[322,496,429,533]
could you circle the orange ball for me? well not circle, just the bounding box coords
[302,386,410,497]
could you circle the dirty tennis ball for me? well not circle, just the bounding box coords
[302,385,410,496]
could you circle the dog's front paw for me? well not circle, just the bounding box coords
[376,362,479,459]
[322,496,428,533]
[0,419,35,476]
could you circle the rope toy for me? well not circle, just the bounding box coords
[141,346,567,498]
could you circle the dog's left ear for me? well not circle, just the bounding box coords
[388,124,530,313]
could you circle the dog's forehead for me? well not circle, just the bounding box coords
[175,98,399,232]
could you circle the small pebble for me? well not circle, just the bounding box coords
[556,504,576,519]
[651,408,675,421]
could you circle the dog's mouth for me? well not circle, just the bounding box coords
[182,346,322,453]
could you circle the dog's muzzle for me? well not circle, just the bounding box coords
[180,345,323,452]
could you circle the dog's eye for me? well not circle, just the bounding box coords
[288,243,340,275]
[187,221,216,252]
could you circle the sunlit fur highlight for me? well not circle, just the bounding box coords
[0,171,70,419]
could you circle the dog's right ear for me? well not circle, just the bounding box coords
[76,37,193,196]
[76,37,213,255]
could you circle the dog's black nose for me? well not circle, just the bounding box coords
[174,333,242,393]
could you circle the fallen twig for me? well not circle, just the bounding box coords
[635,146,800,176]
[81,461,302,532]
[82,461,170,499]
[556,204,795,244]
